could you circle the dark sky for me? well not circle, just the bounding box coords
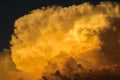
[0,0,120,51]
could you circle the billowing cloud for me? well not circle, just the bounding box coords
[10,1,120,79]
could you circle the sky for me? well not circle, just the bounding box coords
[0,1,120,80]
[0,0,120,51]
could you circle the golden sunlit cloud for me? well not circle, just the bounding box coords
[9,1,120,79]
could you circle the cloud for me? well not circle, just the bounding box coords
[10,1,120,79]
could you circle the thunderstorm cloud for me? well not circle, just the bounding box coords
[0,1,120,80]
